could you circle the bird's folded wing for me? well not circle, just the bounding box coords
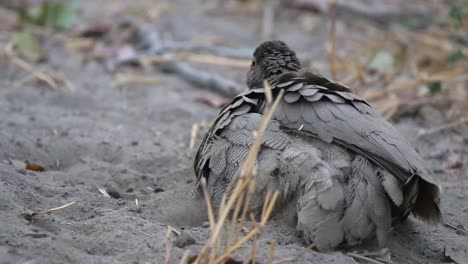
[194,72,440,221]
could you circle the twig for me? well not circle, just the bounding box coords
[441,182,468,190]
[104,22,246,97]
[364,66,462,102]
[417,117,467,138]
[291,1,432,27]
[114,73,162,86]
[445,223,468,235]
[2,44,74,91]
[158,60,242,97]
[348,252,387,264]
[171,53,250,68]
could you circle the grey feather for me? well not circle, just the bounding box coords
[284,92,301,103]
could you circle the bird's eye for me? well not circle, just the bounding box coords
[251,59,256,68]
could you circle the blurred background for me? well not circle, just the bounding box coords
[0,0,467,263]
[1,0,466,118]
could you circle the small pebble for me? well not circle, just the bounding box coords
[174,232,196,248]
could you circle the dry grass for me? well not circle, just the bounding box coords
[1,43,74,92]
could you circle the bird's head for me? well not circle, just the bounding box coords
[246,40,301,89]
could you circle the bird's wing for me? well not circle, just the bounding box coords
[265,72,440,222]
[193,89,262,184]
[194,72,440,222]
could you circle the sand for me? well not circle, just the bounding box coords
[0,1,467,263]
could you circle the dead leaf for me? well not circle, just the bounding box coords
[76,24,111,38]
[26,162,46,171]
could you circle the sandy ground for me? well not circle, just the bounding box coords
[1,1,467,263]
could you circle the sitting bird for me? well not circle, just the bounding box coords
[193,40,441,251]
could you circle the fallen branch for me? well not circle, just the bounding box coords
[158,60,243,97]
[417,117,467,138]
[348,252,387,264]
[289,0,433,27]
[2,43,74,92]
[105,22,247,97]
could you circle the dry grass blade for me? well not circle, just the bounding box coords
[97,187,111,197]
[214,192,280,263]
[267,240,277,264]
[180,250,192,264]
[248,214,259,264]
[173,53,250,68]
[22,201,78,221]
[140,53,250,69]
[364,66,464,102]
[442,182,468,189]
[46,201,77,213]
[239,89,284,179]
[189,123,200,151]
[261,191,272,220]
[4,44,57,89]
[348,252,388,264]
[2,44,76,92]
[201,178,216,231]
[165,226,174,264]
[263,80,273,105]
[114,73,162,86]
[417,117,468,138]
[260,192,279,225]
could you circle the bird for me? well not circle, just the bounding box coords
[193,40,441,251]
